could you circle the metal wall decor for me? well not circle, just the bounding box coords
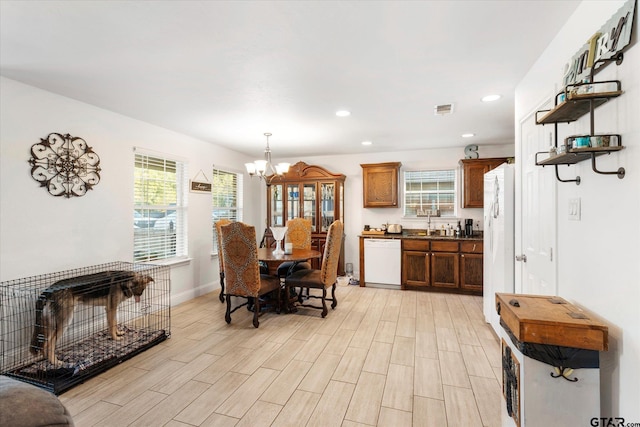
[28,133,101,198]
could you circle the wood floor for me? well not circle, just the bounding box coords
[59,280,503,427]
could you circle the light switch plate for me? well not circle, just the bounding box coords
[568,197,581,221]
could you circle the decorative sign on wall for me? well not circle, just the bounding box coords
[28,133,101,198]
[563,0,636,85]
[190,169,211,193]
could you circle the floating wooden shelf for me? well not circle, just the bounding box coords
[536,146,624,166]
[536,91,623,124]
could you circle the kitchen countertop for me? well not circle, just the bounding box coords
[359,230,483,241]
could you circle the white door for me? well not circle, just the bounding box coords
[516,100,557,296]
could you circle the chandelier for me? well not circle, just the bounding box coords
[245,133,290,183]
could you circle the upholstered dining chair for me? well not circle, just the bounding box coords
[277,217,313,279]
[214,219,231,303]
[284,219,343,318]
[219,221,281,328]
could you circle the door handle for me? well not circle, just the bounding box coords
[515,254,527,262]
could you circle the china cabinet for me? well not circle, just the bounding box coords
[266,161,346,272]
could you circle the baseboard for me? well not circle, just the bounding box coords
[171,281,217,306]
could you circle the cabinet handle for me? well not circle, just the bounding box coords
[472,244,476,252]
[461,254,465,258]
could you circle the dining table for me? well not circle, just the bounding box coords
[257,247,322,275]
[257,247,322,313]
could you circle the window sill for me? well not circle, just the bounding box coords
[143,257,192,268]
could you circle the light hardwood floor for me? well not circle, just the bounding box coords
[59,280,502,427]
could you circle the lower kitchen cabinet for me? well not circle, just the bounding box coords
[431,252,459,288]
[430,240,459,288]
[402,239,430,288]
[401,238,482,295]
[460,241,483,291]
[460,253,483,291]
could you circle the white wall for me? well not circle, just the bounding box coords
[515,0,639,419]
[0,76,263,305]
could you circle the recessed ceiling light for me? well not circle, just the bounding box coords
[336,110,351,117]
[361,141,372,146]
[462,133,475,138]
[481,94,501,102]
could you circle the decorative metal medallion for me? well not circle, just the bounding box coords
[28,133,101,198]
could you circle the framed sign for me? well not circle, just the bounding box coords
[190,170,211,193]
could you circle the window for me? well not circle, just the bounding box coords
[134,152,188,262]
[404,169,456,217]
[212,168,243,252]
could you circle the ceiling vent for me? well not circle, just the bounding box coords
[434,103,454,115]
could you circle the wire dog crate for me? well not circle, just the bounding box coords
[0,261,171,394]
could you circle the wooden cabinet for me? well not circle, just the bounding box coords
[267,161,346,272]
[460,158,509,208]
[361,162,401,208]
[399,238,482,295]
[430,241,459,288]
[401,240,430,288]
[460,241,483,291]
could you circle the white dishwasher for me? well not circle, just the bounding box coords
[364,238,401,288]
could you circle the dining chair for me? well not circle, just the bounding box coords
[277,217,312,278]
[219,221,281,328]
[214,219,231,303]
[284,219,343,318]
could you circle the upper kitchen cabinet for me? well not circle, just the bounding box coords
[460,158,510,208]
[361,162,402,208]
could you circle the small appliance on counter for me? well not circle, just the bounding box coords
[464,219,474,237]
[387,224,402,234]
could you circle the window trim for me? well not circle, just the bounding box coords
[403,167,458,218]
[133,149,189,263]
[211,166,244,255]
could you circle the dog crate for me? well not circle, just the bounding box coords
[0,261,171,394]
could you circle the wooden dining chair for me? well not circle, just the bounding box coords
[214,219,231,303]
[277,217,312,278]
[219,221,281,328]
[284,219,343,318]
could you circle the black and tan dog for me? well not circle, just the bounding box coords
[30,270,154,366]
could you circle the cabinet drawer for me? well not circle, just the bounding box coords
[431,241,459,252]
[403,240,430,251]
[460,241,483,253]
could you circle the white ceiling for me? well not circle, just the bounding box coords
[0,0,580,159]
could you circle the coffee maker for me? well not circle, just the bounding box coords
[464,219,474,237]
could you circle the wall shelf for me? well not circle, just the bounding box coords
[534,54,626,184]
[536,87,622,125]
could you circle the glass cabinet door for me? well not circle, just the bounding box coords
[303,183,316,232]
[320,182,335,232]
[287,184,300,222]
[270,184,284,226]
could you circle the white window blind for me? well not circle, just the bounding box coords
[404,169,456,217]
[212,168,243,252]
[134,153,188,262]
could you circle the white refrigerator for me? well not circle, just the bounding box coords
[483,163,515,335]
